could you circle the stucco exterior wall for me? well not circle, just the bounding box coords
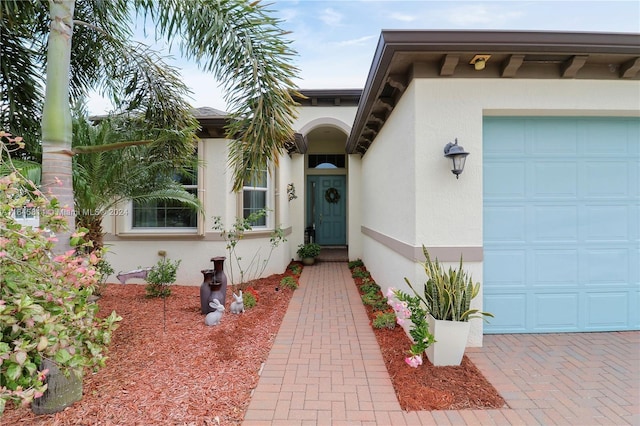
[360,82,419,299]
[295,107,358,136]
[347,154,363,261]
[102,102,360,285]
[289,104,358,256]
[360,77,640,346]
[102,137,293,286]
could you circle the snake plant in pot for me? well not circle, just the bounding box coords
[404,246,493,366]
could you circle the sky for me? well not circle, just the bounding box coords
[86,0,640,115]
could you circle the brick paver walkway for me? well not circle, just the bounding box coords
[243,262,640,425]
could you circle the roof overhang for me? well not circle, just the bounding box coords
[346,30,640,155]
[294,89,362,107]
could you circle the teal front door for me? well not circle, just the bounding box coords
[307,175,346,245]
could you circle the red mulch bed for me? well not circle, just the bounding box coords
[2,266,299,425]
[352,267,506,411]
[3,261,505,425]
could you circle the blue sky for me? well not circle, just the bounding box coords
[86,0,640,114]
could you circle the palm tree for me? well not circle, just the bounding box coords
[72,110,201,251]
[1,0,300,252]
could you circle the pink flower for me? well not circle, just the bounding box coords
[0,251,6,258]
[405,355,423,368]
[385,287,396,299]
[396,317,405,326]
[37,368,49,382]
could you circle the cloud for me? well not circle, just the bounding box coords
[445,4,524,27]
[390,12,417,23]
[334,35,378,47]
[320,8,343,26]
[277,7,299,23]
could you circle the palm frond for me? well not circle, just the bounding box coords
[137,0,300,191]
[0,158,41,184]
[129,187,201,211]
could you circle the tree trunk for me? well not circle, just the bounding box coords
[76,213,104,252]
[41,0,76,254]
[31,359,83,415]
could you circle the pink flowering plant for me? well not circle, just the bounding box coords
[386,287,435,368]
[0,142,121,415]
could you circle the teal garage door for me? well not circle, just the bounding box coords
[483,117,639,333]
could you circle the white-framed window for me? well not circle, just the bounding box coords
[132,169,198,229]
[242,168,269,227]
[12,206,39,228]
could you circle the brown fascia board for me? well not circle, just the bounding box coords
[295,88,363,106]
[345,30,640,154]
[297,88,363,98]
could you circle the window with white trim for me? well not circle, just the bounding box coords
[242,169,268,227]
[12,206,39,227]
[132,169,198,229]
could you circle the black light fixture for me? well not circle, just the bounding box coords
[443,138,469,179]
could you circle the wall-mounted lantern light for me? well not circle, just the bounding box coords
[443,138,469,179]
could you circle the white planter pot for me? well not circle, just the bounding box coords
[425,315,470,366]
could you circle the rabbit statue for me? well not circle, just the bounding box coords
[204,299,225,326]
[230,290,244,314]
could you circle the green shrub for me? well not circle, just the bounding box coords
[243,291,257,309]
[372,312,397,329]
[280,276,298,290]
[361,292,383,306]
[0,165,121,413]
[145,257,181,298]
[348,259,363,269]
[351,268,370,279]
[288,263,302,275]
[296,243,321,259]
[360,281,381,294]
[93,254,114,296]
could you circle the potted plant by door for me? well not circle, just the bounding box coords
[297,243,321,265]
[403,246,493,366]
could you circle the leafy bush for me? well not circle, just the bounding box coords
[0,165,121,414]
[361,292,385,308]
[244,286,260,303]
[389,289,435,357]
[351,268,371,279]
[213,210,286,285]
[242,291,257,309]
[372,312,396,329]
[145,257,181,298]
[296,243,321,259]
[280,276,298,290]
[347,259,363,269]
[288,263,302,275]
[93,254,114,296]
[360,281,381,294]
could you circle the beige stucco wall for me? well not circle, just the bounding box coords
[102,137,294,286]
[296,107,358,136]
[361,77,640,346]
[289,105,358,259]
[102,103,360,286]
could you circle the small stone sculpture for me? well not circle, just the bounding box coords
[116,268,151,284]
[230,291,244,314]
[204,299,225,326]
